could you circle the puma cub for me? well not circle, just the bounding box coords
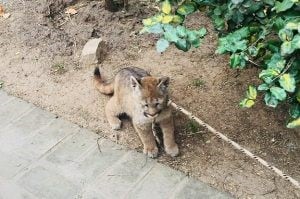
[94,67,179,158]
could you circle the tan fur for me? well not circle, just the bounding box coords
[94,74,114,95]
[94,67,179,158]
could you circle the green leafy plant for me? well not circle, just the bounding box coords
[141,0,300,128]
[140,0,207,52]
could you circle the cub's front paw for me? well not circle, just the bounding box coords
[143,146,158,158]
[165,144,179,157]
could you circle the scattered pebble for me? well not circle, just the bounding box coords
[3,13,10,18]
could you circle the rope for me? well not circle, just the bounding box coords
[168,100,300,189]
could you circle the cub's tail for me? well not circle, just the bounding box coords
[93,67,114,95]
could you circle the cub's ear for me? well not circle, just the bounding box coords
[130,76,141,88]
[158,77,170,90]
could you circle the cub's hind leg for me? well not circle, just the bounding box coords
[105,97,122,130]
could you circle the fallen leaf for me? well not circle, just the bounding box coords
[3,13,10,19]
[65,7,77,15]
[0,5,4,16]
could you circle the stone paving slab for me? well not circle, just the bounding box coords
[0,90,232,199]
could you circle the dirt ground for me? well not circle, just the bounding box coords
[0,0,300,198]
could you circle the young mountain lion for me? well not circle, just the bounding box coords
[94,67,179,158]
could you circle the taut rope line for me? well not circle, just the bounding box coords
[168,100,300,189]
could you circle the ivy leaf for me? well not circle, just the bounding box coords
[163,25,179,42]
[279,73,296,92]
[232,11,244,24]
[175,38,191,52]
[191,38,201,48]
[281,41,294,56]
[177,3,195,16]
[270,86,287,101]
[246,85,257,100]
[198,27,207,37]
[248,46,258,56]
[267,53,285,72]
[235,27,251,38]
[275,0,294,13]
[176,26,187,37]
[259,69,279,84]
[264,92,279,108]
[240,98,255,108]
[212,16,226,31]
[156,38,170,53]
[285,21,299,30]
[230,53,242,69]
[172,15,184,24]
[258,83,270,91]
[162,15,173,24]
[278,29,294,41]
[287,117,300,128]
[289,103,300,118]
[187,30,198,43]
[162,0,172,15]
[147,23,164,34]
[232,0,244,4]
[267,40,280,52]
[273,17,285,31]
[263,0,275,6]
[143,18,155,26]
[142,15,163,26]
[256,10,266,18]
[230,53,247,69]
[213,7,222,15]
[291,34,300,50]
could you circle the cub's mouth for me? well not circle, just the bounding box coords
[144,110,162,118]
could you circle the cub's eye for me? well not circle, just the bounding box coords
[144,104,149,107]
[155,103,160,107]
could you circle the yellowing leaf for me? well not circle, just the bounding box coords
[240,98,255,108]
[65,7,77,15]
[143,15,163,26]
[246,85,257,100]
[162,0,172,15]
[287,117,300,128]
[285,22,298,30]
[279,73,296,92]
[172,15,183,24]
[153,14,163,23]
[143,18,154,26]
[162,15,173,24]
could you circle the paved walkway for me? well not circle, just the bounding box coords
[0,90,231,199]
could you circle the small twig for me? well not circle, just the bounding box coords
[97,137,102,153]
[262,188,277,196]
[248,59,261,67]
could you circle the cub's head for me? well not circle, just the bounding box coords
[130,76,169,118]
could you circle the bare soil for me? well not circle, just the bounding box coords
[0,0,299,198]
